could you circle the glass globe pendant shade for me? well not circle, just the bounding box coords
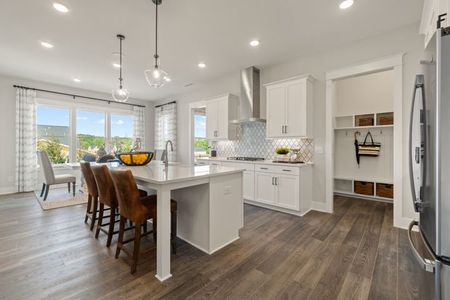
[144,66,169,88]
[112,87,130,102]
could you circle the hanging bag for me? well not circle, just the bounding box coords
[358,132,381,157]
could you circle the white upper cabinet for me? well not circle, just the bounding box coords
[265,75,314,138]
[206,94,238,140]
[421,0,450,48]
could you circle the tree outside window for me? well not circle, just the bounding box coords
[194,109,209,158]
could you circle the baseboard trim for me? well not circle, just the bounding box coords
[0,187,17,195]
[244,200,310,217]
[394,217,414,230]
[311,201,333,213]
[210,236,240,254]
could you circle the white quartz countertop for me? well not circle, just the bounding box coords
[116,161,245,184]
[196,157,313,167]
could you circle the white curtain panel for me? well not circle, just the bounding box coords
[16,88,37,192]
[133,106,146,150]
[154,102,177,161]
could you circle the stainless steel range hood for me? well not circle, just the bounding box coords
[231,66,265,123]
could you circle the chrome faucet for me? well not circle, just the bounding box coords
[163,140,174,168]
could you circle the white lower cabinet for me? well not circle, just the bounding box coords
[255,172,276,204]
[276,175,300,210]
[196,159,312,215]
[255,172,300,210]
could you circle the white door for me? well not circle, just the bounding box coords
[243,171,255,201]
[217,97,229,139]
[206,100,218,139]
[255,172,276,204]
[276,175,300,210]
[267,86,286,138]
[285,81,306,137]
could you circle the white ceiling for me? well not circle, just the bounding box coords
[0,0,423,101]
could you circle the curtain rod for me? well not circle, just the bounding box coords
[154,100,176,108]
[13,85,146,108]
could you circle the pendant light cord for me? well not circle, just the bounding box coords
[154,0,159,67]
[119,36,123,89]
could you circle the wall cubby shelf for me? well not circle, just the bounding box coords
[334,112,394,130]
[334,177,394,203]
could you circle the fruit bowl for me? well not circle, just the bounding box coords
[117,152,153,166]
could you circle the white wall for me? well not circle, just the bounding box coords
[335,70,394,116]
[155,23,424,222]
[0,74,154,194]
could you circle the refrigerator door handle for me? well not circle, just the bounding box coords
[409,75,425,213]
[408,220,436,273]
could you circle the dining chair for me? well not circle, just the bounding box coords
[37,151,76,201]
[110,169,177,274]
[80,162,99,231]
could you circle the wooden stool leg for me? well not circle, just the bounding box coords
[143,220,148,233]
[152,218,157,242]
[115,216,125,259]
[40,183,46,197]
[106,208,115,247]
[95,203,104,239]
[171,211,177,254]
[72,182,76,197]
[90,197,98,231]
[85,194,92,224]
[131,222,142,274]
[68,182,71,193]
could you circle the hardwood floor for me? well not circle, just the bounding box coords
[0,193,432,300]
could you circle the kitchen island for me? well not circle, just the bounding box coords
[117,161,244,282]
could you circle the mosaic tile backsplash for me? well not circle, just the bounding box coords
[211,122,314,162]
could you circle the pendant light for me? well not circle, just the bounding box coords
[112,34,130,102]
[144,0,170,88]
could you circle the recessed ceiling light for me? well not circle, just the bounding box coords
[339,0,354,9]
[53,3,69,13]
[73,78,81,83]
[112,63,121,68]
[40,41,54,49]
[250,40,260,47]
[198,62,206,68]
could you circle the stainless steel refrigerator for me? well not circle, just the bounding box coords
[409,26,450,300]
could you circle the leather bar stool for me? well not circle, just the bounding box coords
[110,169,177,274]
[80,162,99,231]
[91,165,148,247]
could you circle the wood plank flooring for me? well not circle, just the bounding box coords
[0,193,433,300]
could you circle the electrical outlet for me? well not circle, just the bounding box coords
[224,186,232,195]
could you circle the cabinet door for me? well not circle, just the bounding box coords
[255,172,276,204]
[266,86,286,138]
[243,171,255,201]
[276,175,300,210]
[217,97,229,139]
[285,81,306,137]
[206,101,218,139]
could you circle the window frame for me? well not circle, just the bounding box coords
[36,97,136,164]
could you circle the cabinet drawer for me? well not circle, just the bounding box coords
[255,164,300,176]
[221,161,255,171]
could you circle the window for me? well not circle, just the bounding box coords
[36,105,70,164]
[111,114,134,153]
[76,111,106,162]
[193,108,208,158]
[35,100,143,165]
